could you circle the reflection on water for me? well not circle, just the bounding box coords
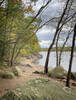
[38,52,76,72]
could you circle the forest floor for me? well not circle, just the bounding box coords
[0,55,76,97]
[0,56,45,97]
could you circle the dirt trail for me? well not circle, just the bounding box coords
[0,57,44,97]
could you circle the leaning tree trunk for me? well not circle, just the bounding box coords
[44,48,50,73]
[56,30,62,67]
[59,30,73,66]
[44,0,70,74]
[66,24,76,87]
[10,42,17,66]
[10,38,19,66]
[56,41,59,67]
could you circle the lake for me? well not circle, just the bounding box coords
[37,51,76,72]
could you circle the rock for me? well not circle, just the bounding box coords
[32,60,38,64]
[11,67,23,76]
[0,71,15,79]
[25,53,42,59]
[0,67,22,79]
[72,82,76,86]
[33,71,40,74]
[48,66,67,79]
[32,53,42,59]
[62,79,66,83]
[1,78,76,100]
[25,55,31,59]
[71,72,76,81]
[37,54,42,59]
[26,64,32,68]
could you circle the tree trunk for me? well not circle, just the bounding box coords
[66,24,76,87]
[56,42,59,67]
[44,0,70,74]
[10,43,17,66]
[59,30,72,66]
[14,46,22,60]
[56,32,61,67]
[10,38,19,66]
[44,48,50,73]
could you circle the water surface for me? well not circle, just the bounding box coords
[38,51,76,72]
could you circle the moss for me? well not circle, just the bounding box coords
[0,66,22,79]
[48,66,67,79]
[10,67,22,76]
[1,78,76,100]
[71,72,76,81]
[0,71,15,79]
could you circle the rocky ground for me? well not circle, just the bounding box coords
[0,54,43,97]
[1,78,76,100]
[0,54,76,99]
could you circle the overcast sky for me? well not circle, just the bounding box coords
[23,0,75,48]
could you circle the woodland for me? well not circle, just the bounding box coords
[0,0,76,99]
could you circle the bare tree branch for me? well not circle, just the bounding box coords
[0,0,5,6]
[44,0,70,74]
[66,23,76,87]
[26,0,52,29]
[59,29,73,66]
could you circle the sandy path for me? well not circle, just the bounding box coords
[0,57,44,97]
[0,57,76,97]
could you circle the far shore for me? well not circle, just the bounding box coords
[40,47,76,51]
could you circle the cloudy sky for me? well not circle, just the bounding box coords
[23,0,75,48]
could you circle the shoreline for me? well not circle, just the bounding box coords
[0,54,43,97]
[0,53,76,97]
[40,47,76,52]
[38,51,76,72]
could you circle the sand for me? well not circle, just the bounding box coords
[0,56,44,97]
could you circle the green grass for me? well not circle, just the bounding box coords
[1,78,76,100]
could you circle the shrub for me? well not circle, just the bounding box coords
[1,78,76,100]
[71,72,76,81]
[0,71,15,79]
[48,66,67,79]
[10,67,22,76]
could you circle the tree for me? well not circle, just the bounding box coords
[58,29,73,66]
[0,0,5,6]
[44,0,70,74]
[0,0,41,66]
[66,23,76,87]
